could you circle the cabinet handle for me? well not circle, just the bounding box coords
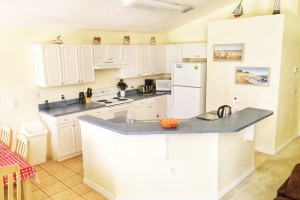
[157,115,159,118]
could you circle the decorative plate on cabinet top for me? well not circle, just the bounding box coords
[160,118,180,129]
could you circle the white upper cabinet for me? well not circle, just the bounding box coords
[93,45,123,64]
[117,45,139,78]
[182,43,207,58]
[151,45,165,75]
[33,44,95,87]
[60,45,80,85]
[117,45,152,78]
[165,44,182,74]
[138,45,152,76]
[78,45,95,83]
[34,45,62,87]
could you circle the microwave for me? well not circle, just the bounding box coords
[155,80,171,91]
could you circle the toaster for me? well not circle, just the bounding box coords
[137,85,154,93]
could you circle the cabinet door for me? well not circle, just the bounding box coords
[182,43,199,58]
[78,45,95,83]
[60,45,80,85]
[109,46,123,62]
[90,108,106,119]
[165,44,182,73]
[133,106,149,120]
[122,46,139,78]
[139,46,151,76]
[93,46,108,61]
[151,45,165,75]
[57,123,76,157]
[36,45,62,87]
[73,111,91,152]
[198,43,207,58]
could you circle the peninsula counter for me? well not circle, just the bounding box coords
[79,107,273,200]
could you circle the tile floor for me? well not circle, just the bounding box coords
[31,152,270,200]
[31,155,107,200]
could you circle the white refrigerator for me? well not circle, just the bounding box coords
[171,63,206,119]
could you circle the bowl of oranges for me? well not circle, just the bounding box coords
[159,118,180,129]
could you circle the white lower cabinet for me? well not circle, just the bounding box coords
[133,95,167,120]
[40,108,105,162]
[57,122,77,157]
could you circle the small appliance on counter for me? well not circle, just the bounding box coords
[137,85,154,94]
[79,92,85,104]
[217,105,232,118]
[155,79,171,91]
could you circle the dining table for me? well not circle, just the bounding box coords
[0,142,38,199]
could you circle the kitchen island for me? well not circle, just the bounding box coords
[79,107,273,200]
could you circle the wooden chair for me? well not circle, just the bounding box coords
[14,133,30,161]
[0,124,12,148]
[0,164,21,200]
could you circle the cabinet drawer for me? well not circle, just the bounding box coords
[133,98,155,107]
[90,108,106,116]
[73,111,91,120]
[153,95,166,103]
[56,114,74,125]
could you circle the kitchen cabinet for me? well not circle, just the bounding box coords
[33,44,95,87]
[182,43,207,58]
[116,45,151,78]
[133,95,167,120]
[60,45,80,85]
[78,45,95,83]
[93,45,123,64]
[116,46,139,78]
[138,46,152,76]
[40,110,89,161]
[90,107,106,119]
[165,44,183,73]
[57,122,77,157]
[151,45,165,75]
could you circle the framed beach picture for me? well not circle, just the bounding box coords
[213,43,244,61]
[235,67,270,86]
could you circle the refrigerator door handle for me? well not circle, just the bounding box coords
[171,86,174,105]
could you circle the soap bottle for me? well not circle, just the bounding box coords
[232,97,238,113]
[126,114,131,123]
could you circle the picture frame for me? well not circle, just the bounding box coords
[235,67,270,86]
[213,43,244,62]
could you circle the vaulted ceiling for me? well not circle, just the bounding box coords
[0,0,237,32]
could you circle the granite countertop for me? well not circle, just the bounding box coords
[38,91,170,117]
[126,91,171,101]
[39,102,105,117]
[78,107,273,135]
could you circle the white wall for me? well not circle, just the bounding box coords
[207,15,284,153]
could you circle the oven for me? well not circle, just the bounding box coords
[105,102,134,119]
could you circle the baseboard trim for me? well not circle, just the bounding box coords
[217,167,255,199]
[275,135,298,154]
[255,135,299,155]
[116,195,218,200]
[255,146,276,155]
[83,178,116,200]
[83,178,218,200]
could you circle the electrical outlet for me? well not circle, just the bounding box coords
[294,67,298,73]
[36,92,40,99]
[293,88,297,94]
[170,167,176,175]
[12,100,18,108]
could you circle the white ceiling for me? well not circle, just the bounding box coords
[0,0,237,32]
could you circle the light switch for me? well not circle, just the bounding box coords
[293,88,297,94]
[293,67,298,73]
